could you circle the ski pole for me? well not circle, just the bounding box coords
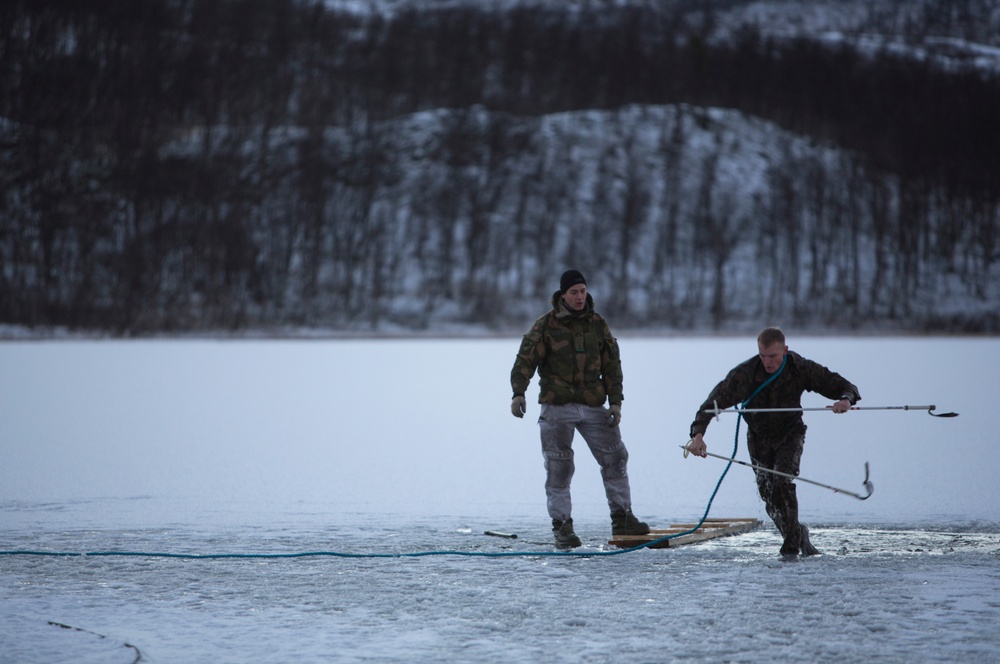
[680,444,875,501]
[703,401,958,420]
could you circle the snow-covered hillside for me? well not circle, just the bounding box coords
[2,0,998,336]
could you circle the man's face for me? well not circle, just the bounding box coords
[758,341,788,374]
[562,284,587,311]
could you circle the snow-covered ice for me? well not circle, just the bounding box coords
[1,336,998,662]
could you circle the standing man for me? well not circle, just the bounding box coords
[510,269,649,549]
[685,327,861,558]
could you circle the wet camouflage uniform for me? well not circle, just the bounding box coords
[689,351,860,555]
[511,291,634,522]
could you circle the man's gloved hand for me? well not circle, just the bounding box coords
[511,395,526,418]
[608,404,622,427]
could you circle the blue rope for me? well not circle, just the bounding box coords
[0,478,733,559]
[1,366,791,561]
[0,489,723,560]
[725,353,788,495]
[0,472,733,559]
[742,353,786,412]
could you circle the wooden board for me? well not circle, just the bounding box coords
[608,517,762,549]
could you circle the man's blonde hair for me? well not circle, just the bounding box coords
[757,327,785,347]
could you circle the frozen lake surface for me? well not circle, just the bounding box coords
[2,337,999,662]
[2,511,999,664]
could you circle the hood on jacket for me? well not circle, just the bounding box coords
[551,290,595,316]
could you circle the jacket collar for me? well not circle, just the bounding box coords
[551,290,594,320]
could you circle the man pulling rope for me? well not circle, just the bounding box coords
[685,327,861,559]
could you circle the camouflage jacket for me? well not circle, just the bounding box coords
[510,292,623,407]
[689,350,860,440]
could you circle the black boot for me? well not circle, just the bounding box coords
[799,525,820,556]
[552,518,582,549]
[611,509,650,536]
[779,524,819,558]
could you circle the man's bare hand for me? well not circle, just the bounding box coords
[685,433,707,458]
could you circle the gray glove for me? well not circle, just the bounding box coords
[608,404,622,427]
[511,395,526,418]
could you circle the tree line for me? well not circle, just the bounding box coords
[1,0,998,334]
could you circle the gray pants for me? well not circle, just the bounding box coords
[538,403,633,521]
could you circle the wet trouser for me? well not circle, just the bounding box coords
[747,424,806,554]
[538,403,632,522]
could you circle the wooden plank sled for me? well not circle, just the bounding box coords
[609,517,762,549]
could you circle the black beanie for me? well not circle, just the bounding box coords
[560,269,587,293]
